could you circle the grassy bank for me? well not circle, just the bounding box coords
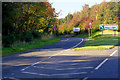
[73,30,119,51]
[2,38,60,57]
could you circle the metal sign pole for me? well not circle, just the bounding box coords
[114,30,116,36]
[88,28,90,38]
[53,24,56,38]
[91,28,92,36]
[89,22,92,38]
[102,29,103,36]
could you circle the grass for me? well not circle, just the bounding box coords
[2,38,60,57]
[73,45,114,50]
[73,30,119,51]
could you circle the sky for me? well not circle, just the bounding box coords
[49,0,111,19]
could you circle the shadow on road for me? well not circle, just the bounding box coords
[2,54,119,79]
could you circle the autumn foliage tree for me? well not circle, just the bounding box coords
[2,2,58,47]
[57,2,118,34]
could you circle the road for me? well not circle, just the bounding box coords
[2,38,119,80]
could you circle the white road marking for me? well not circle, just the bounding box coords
[110,50,117,56]
[22,71,87,76]
[51,72,87,76]
[82,49,118,80]
[61,39,69,41]
[33,66,93,70]
[22,72,50,76]
[95,49,117,70]
[55,67,93,70]
[83,77,88,80]
[21,38,84,71]
[95,58,108,70]
[71,39,83,48]
[3,77,19,80]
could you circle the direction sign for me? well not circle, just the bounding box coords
[99,25,118,30]
[73,27,80,32]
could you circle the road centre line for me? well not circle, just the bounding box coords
[110,50,117,56]
[83,49,118,80]
[83,77,88,80]
[83,58,108,80]
[95,58,108,70]
[21,38,84,71]
[95,50,117,70]
[71,39,84,48]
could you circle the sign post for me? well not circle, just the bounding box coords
[102,29,103,36]
[88,28,90,38]
[52,24,57,38]
[73,27,80,35]
[88,22,92,38]
[99,24,118,36]
[100,24,104,36]
[114,30,116,36]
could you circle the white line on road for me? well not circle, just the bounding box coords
[21,38,84,71]
[3,77,19,80]
[83,49,118,80]
[71,39,84,48]
[95,58,108,70]
[33,66,93,70]
[110,50,117,56]
[95,49,117,70]
[61,39,69,41]
[22,72,50,76]
[83,77,88,80]
[22,71,87,76]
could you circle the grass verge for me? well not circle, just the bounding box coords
[73,45,114,50]
[73,30,119,51]
[2,38,60,57]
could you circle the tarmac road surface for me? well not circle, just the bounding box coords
[2,38,119,80]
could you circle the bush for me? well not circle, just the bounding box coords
[2,34,16,47]
[32,31,41,39]
[23,31,33,42]
[17,32,24,41]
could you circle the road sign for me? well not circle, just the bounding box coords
[89,22,92,25]
[88,25,92,28]
[88,22,92,38]
[53,24,57,31]
[88,22,92,28]
[52,27,56,31]
[73,27,80,32]
[99,25,118,30]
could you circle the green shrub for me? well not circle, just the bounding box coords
[2,34,16,47]
[23,31,33,42]
[32,31,41,39]
[17,32,24,41]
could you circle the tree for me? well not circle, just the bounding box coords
[2,2,58,47]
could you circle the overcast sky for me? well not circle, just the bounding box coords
[49,0,111,19]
